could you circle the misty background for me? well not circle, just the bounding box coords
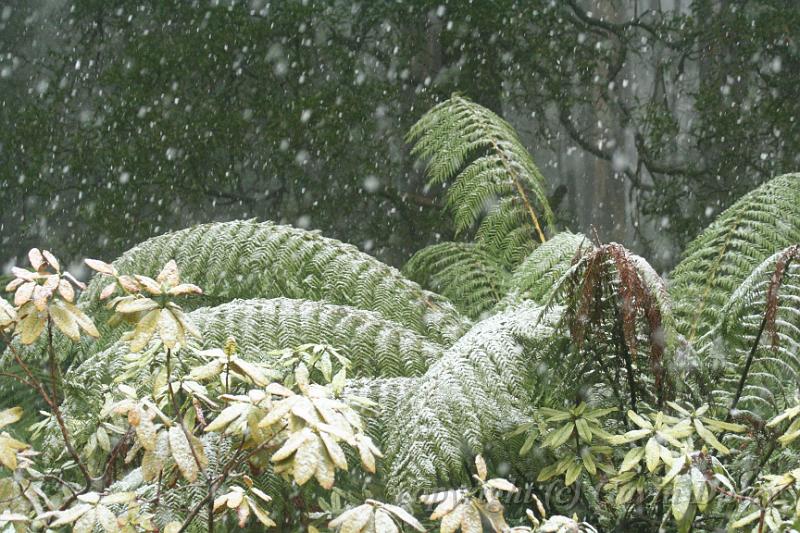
[1,0,797,275]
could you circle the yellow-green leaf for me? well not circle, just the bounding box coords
[627,410,653,430]
[645,437,660,473]
[671,473,692,522]
[50,300,80,340]
[0,407,23,430]
[693,419,729,455]
[619,447,645,473]
[129,308,160,352]
[19,311,45,345]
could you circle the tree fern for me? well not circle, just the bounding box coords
[407,94,554,266]
[500,231,590,307]
[78,220,471,352]
[701,245,800,424]
[670,173,800,342]
[402,242,510,319]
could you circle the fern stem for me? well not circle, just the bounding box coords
[726,310,769,420]
[511,173,547,244]
[461,99,547,244]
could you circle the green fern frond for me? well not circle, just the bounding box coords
[501,231,589,307]
[408,95,553,266]
[402,242,510,319]
[78,220,471,353]
[670,173,800,342]
[701,246,800,424]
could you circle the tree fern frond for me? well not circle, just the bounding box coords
[402,242,510,319]
[670,173,800,341]
[501,231,589,307]
[476,198,544,265]
[408,95,553,266]
[77,220,471,355]
[372,303,561,495]
[701,246,800,423]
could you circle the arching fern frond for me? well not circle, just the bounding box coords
[407,94,554,266]
[701,245,800,425]
[402,242,510,319]
[500,231,589,307]
[78,220,471,353]
[52,297,444,459]
[371,303,562,495]
[670,173,800,342]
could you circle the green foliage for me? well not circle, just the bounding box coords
[670,173,800,342]
[408,95,553,266]
[79,220,471,352]
[4,97,800,533]
[403,241,510,319]
[500,231,590,307]
[701,245,800,424]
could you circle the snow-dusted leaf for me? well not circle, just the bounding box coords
[85,258,116,276]
[329,504,372,532]
[382,503,425,532]
[0,407,23,430]
[168,426,199,482]
[117,297,159,314]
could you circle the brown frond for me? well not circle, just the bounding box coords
[764,244,800,347]
[557,243,671,407]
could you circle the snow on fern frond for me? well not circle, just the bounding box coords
[76,220,470,357]
[375,303,558,495]
[501,231,589,308]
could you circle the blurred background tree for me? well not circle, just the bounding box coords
[0,0,797,273]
